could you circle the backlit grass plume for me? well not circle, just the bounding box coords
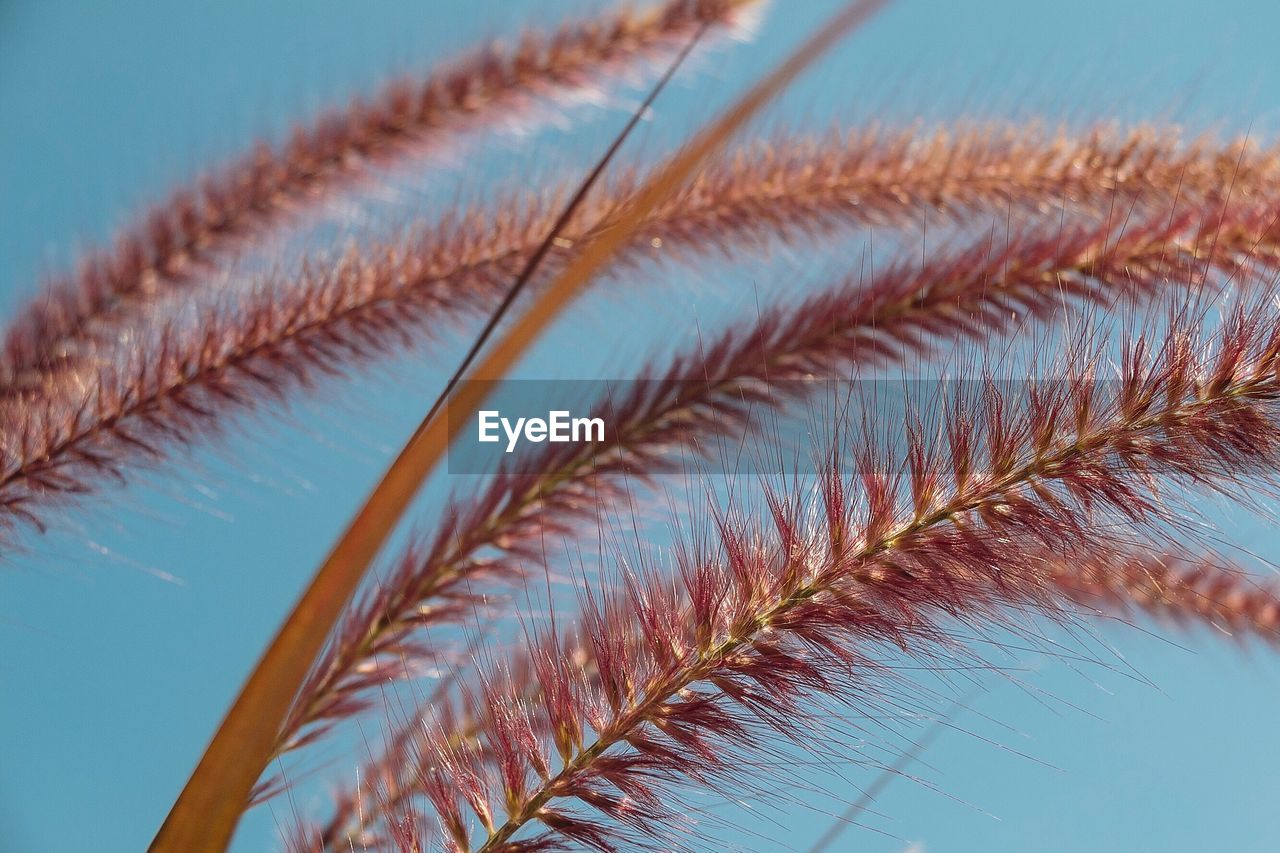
[0,0,758,389]
[1053,549,1280,642]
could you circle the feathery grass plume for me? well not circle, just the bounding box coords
[0,0,760,387]
[634,123,1280,242]
[6,121,1274,399]
[307,283,1280,848]
[303,466,1075,852]
[318,556,1280,848]
[13,125,1273,542]
[267,194,1275,781]
[1052,549,1280,642]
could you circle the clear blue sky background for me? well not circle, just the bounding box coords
[3,1,1280,851]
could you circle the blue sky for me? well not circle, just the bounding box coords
[3,1,1280,850]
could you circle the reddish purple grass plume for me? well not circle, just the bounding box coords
[1,0,758,387]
